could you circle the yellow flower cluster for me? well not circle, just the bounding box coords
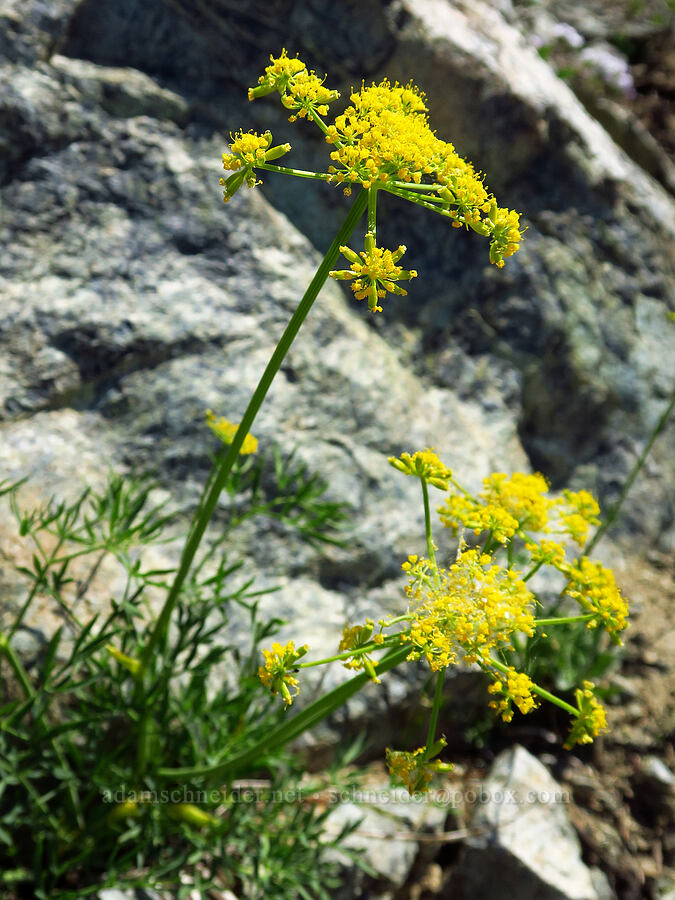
[206,410,258,455]
[244,53,523,268]
[563,557,629,643]
[324,78,522,263]
[488,668,539,722]
[248,49,339,120]
[330,238,417,313]
[439,472,550,544]
[325,79,437,188]
[338,620,382,682]
[402,550,535,670]
[220,130,291,202]
[525,538,566,568]
[439,473,601,547]
[387,448,452,490]
[564,681,608,748]
[385,747,433,794]
[258,640,308,706]
[488,207,523,268]
[223,130,271,169]
[559,489,601,545]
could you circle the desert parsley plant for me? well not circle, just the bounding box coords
[0,455,356,898]
[0,49,642,896]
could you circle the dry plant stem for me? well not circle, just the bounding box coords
[139,189,368,676]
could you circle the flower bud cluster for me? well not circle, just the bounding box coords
[258,641,309,706]
[387,449,452,491]
[220,130,291,202]
[329,234,417,313]
[248,49,340,121]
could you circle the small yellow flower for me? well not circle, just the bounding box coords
[564,681,608,748]
[556,489,601,545]
[258,640,309,706]
[524,538,566,568]
[206,410,258,455]
[388,449,452,490]
[484,472,551,531]
[439,494,519,544]
[439,472,551,544]
[488,207,523,267]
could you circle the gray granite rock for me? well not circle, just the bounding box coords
[450,745,602,900]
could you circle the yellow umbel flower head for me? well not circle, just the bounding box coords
[330,234,417,313]
[388,448,452,490]
[564,681,608,748]
[220,130,291,201]
[258,640,309,706]
[248,49,340,120]
[488,668,539,722]
[563,557,629,643]
[439,472,552,544]
[244,55,525,274]
[402,550,536,670]
[556,489,601,545]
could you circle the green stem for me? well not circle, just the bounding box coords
[482,532,497,555]
[383,184,456,219]
[584,387,675,555]
[8,534,69,640]
[367,186,378,240]
[0,633,34,699]
[157,643,410,781]
[139,190,368,675]
[383,614,414,627]
[534,614,594,627]
[421,480,437,568]
[423,667,446,758]
[386,181,442,193]
[257,162,332,182]
[297,637,401,668]
[521,559,544,583]
[307,108,332,140]
[449,475,471,497]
